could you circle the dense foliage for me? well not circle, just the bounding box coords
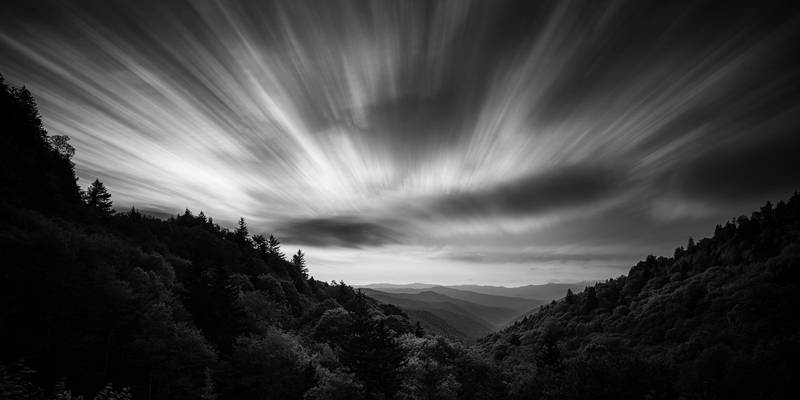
[482,194,800,399]
[0,76,83,217]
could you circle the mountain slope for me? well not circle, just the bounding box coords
[449,282,591,300]
[481,194,800,399]
[368,289,524,328]
[360,282,588,302]
[376,285,545,312]
[359,286,553,338]
[358,283,435,290]
[360,288,496,340]
[405,309,493,342]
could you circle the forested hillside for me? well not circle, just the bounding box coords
[481,193,800,399]
[360,289,497,341]
[360,288,545,342]
[0,76,504,399]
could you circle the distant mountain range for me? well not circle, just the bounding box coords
[357,282,591,341]
[358,281,593,299]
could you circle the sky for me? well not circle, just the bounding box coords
[2,0,799,286]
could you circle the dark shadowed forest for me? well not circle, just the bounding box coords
[1,76,798,399]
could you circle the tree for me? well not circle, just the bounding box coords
[86,179,114,215]
[583,286,598,313]
[308,277,320,296]
[536,331,562,372]
[252,234,268,256]
[223,332,315,399]
[1,75,83,216]
[340,292,405,398]
[268,235,284,260]
[128,206,142,222]
[565,288,576,304]
[313,307,354,342]
[177,208,194,225]
[303,368,364,400]
[234,218,250,245]
[292,250,308,279]
[47,135,75,160]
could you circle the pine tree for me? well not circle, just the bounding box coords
[177,208,194,225]
[292,249,308,279]
[252,234,268,255]
[86,179,114,215]
[234,217,249,245]
[536,331,562,371]
[267,235,284,260]
[128,206,142,222]
[565,288,575,304]
[341,292,405,398]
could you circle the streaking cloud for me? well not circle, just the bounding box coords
[2,0,798,285]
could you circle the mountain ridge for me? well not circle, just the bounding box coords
[359,288,497,340]
[479,192,800,399]
[359,282,594,300]
[359,286,549,339]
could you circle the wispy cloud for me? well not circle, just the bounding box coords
[277,216,404,248]
[1,0,798,284]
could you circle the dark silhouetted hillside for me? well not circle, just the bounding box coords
[0,76,83,217]
[481,194,800,399]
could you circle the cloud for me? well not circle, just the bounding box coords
[429,164,625,218]
[1,0,799,285]
[276,216,403,248]
[665,113,800,202]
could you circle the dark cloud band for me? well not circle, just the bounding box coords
[277,216,403,248]
[430,164,625,218]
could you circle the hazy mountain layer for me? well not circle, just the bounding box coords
[360,289,496,341]
[360,287,550,342]
[361,282,590,301]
